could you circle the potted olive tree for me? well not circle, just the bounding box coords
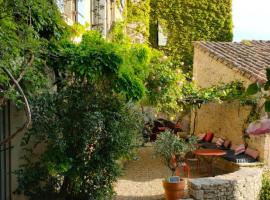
[154,131,197,200]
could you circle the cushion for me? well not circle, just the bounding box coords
[197,133,206,141]
[215,138,225,147]
[245,148,259,159]
[234,144,246,155]
[223,153,257,163]
[223,139,231,148]
[204,132,214,142]
[200,142,218,149]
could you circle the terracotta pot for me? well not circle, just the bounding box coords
[163,178,185,200]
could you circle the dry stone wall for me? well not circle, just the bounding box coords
[189,167,263,200]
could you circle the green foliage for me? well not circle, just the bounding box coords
[0,0,69,103]
[49,31,150,101]
[179,81,246,109]
[260,172,270,200]
[154,131,197,175]
[144,50,184,114]
[150,0,233,71]
[126,0,151,40]
[245,68,270,113]
[246,83,260,95]
[15,86,142,200]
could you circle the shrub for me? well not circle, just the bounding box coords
[15,86,143,200]
[260,172,270,200]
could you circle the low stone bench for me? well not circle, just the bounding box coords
[189,167,263,200]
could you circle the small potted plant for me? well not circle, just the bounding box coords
[154,131,197,200]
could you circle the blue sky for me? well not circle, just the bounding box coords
[233,0,270,41]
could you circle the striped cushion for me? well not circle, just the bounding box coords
[245,148,259,159]
[234,144,246,155]
[215,138,225,147]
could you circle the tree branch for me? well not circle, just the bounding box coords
[0,67,32,146]
[16,54,35,83]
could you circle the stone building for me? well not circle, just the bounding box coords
[57,0,124,37]
[192,41,270,166]
[0,1,125,200]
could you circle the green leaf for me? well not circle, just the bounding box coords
[246,83,260,95]
[265,101,270,112]
[264,82,270,91]
[266,68,270,82]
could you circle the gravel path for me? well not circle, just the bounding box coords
[115,144,179,200]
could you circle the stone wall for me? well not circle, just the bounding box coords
[189,167,263,200]
[248,134,270,166]
[192,46,270,165]
[192,46,252,144]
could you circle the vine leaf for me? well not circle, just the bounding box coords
[246,83,260,95]
[265,101,270,112]
[266,68,270,82]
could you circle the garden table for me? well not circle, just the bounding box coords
[193,149,226,176]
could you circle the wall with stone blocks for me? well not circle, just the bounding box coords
[189,167,263,200]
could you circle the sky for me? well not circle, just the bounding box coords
[233,0,270,41]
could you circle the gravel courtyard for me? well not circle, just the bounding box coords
[115,144,187,200]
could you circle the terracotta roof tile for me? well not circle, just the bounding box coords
[194,41,270,82]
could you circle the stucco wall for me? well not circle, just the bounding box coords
[192,46,270,164]
[10,105,27,200]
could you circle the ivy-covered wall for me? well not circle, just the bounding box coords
[150,0,233,71]
[126,0,151,43]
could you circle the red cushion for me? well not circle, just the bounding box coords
[245,148,259,159]
[204,132,214,142]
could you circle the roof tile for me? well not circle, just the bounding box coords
[194,41,270,82]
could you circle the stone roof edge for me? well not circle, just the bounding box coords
[193,42,267,83]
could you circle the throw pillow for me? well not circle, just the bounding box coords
[216,138,225,147]
[204,131,214,142]
[223,139,231,148]
[197,133,206,141]
[234,144,245,155]
[245,148,259,159]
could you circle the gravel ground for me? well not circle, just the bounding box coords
[115,143,188,200]
[115,143,226,200]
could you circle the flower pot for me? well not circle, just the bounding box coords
[163,178,185,200]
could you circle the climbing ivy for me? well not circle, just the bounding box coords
[0,0,69,104]
[150,0,233,72]
[126,0,151,42]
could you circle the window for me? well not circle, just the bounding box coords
[56,0,64,13]
[0,104,11,200]
[76,0,86,25]
[158,23,168,47]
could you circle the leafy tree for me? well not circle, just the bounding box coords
[0,0,69,145]
[15,86,142,200]
[15,30,149,200]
